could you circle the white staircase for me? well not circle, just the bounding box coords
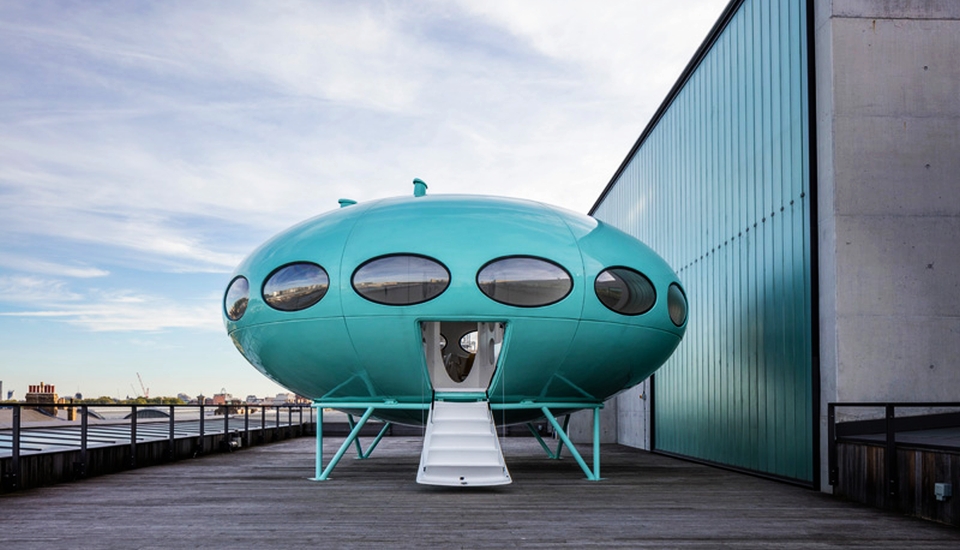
[417,400,511,486]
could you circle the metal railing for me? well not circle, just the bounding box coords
[827,401,960,500]
[1,402,314,491]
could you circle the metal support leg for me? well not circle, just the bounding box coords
[592,406,601,480]
[540,406,600,481]
[527,422,558,459]
[346,414,364,458]
[554,414,571,459]
[346,415,391,459]
[312,407,375,481]
[361,422,391,459]
[313,406,324,480]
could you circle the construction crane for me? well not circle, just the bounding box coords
[136,372,149,399]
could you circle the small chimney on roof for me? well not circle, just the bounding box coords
[413,178,428,197]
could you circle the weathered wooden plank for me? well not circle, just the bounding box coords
[2,437,958,548]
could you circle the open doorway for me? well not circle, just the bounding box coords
[421,321,503,393]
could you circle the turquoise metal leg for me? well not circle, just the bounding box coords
[526,422,558,459]
[592,407,601,480]
[314,407,374,481]
[553,414,571,459]
[346,414,364,458]
[346,415,391,459]
[311,406,324,480]
[540,406,600,481]
[361,422,391,459]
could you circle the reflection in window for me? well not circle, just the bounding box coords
[668,283,688,326]
[262,262,329,311]
[594,267,656,315]
[224,276,249,321]
[476,256,572,307]
[352,254,450,305]
[459,331,478,354]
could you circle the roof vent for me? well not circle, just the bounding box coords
[413,178,428,197]
[338,199,357,208]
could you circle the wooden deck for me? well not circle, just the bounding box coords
[1,436,958,548]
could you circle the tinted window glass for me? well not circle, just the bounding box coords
[477,256,572,307]
[224,276,249,321]
[668,283,688,326]
[262,262,329,312]
[459,331,478,354]
[594,267,656,315]
[352,254,450,305]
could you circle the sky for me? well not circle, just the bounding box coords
[0,0,728,401]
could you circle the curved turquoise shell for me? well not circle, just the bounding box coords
[225,194,686,425]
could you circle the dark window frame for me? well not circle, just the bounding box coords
[476,255,574,308]
[224,275,250,321]
[593,266,657,316]
[351,253,451,306]
[261,261,330,312]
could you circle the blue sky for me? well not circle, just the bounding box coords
[0,0,727,400]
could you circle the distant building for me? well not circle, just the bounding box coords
[177,393,192,403]
[271,393,295,405]
[25,382,58,415]
[245,394,260,404]
[212,392,236,405]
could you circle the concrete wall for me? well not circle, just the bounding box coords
[565,380,650,448]
[815,0,960,490]
[567,396,618,445]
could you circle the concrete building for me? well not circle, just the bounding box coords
[574,0,959,497]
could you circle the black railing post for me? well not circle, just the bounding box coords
[275,406,280,440]
[260,406,266,444]
[244,406,250,448]
[168,405,176,460]
[223,405,230,450]
[299,406,304,436]
[198,404,205,455]
[827,402,836,485]
[76,404,88,479]
[129,405,138,468]
[7,405,21,490]
[287,406,293,438]
[885,404,898,503]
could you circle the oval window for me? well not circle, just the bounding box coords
[352,254,450,305]
[476,256,573,307]
[459,331,478,354]
[594,267,656,315]
[224,276,249,321]
[668,283,688,326]
[262,262,329,312]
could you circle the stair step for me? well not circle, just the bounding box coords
[417,400,511,487]
[420,465,511,487]
[432,410,491,422]
[424,449,503,465]
[428,434,498,449]
[431,421,493,435]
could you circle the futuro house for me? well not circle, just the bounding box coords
[224,180,687,485]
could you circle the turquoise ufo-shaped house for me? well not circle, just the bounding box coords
[224,180,687,486]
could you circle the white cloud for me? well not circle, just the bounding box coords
[0,275,84,304]
[0,255,109,278]
[0,1,727,316]
[0,290,222,332]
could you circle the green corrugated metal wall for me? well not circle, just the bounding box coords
[591,0,813,482]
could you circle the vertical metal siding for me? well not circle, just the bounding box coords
[592,0,812,482]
